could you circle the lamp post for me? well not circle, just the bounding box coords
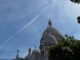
[16,50,19,60]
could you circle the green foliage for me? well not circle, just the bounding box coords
[77,16,80,24]
[48,35,80,60]
[70,0,80,4]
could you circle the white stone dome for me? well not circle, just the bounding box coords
[40,34,57,45]
[32,47,40,55]
[42,26,62,37]
[42,20,62,38]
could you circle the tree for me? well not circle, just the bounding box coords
[70,0,80,3]
[77,16,80,24]
[48,35,80,60]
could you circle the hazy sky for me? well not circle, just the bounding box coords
[0,0,80,59]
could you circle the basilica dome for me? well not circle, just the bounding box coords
[42,26,62,37]
[40,34,57,45]
[42,20,62,38]
[32,47,40,55]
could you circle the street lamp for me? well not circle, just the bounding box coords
[16,50,19,60]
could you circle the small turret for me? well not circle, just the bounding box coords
[48,19,52,26]
[28,47,31,56]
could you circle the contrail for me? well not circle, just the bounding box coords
[0,36,13,50]
[17,5,50,33]
[0,4,1,9]
[17,14,40,33]
[0,4,50,50]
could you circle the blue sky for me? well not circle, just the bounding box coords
[0,0,80,59]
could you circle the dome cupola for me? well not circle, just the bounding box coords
[28,47,31,53]
[40,34,57,46]
[32,47,40,55]
[48,19,52,26]
[42,20,62,38]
